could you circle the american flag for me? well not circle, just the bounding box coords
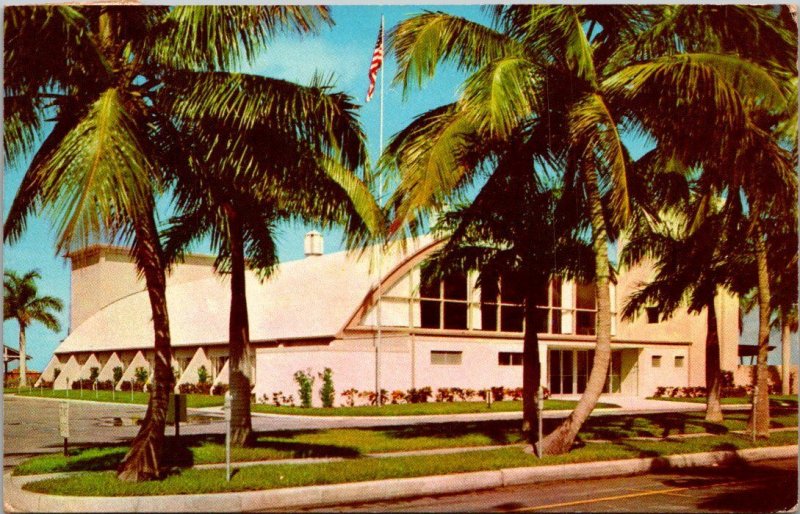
[365,25,384,103]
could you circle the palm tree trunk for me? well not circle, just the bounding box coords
[117,211,173,481]
[18,326,27,388]
[704,296,723,422]
[781,311,792,395]
[541,169,611,455]
[522,275,546,448]
[748,224,771,438]
[224,203,253,447]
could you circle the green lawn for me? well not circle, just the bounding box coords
[251,399,619,416]
[649,395,798,407]
[22,431,798,496]
[11,388,224,408]
[8,390,618,414]
[15,410,797,476]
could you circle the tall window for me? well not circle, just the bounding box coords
[575,282,596,335]
[420,269,468,330]
[480,276,565,334]
[480,273,524,332]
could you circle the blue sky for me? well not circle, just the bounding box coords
[3,5,796,371]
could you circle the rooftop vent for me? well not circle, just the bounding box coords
[304,231,324,257]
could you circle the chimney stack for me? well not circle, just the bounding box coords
[304,231,324,257]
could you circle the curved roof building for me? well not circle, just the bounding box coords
[39,233,741,404]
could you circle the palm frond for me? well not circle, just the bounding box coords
[460,56,540,138]
[390,11,523,93]
[383,104,486,234]
[569,93,630,226]
[148,6,331,70]
[30,88,154,253]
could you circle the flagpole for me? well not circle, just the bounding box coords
[375,13,385,407]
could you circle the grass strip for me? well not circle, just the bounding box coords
[12,390,617,414]
[647,395,797,407]
[13,389,224,408]
[14,411,797,476]
[23,431,797,497]
[250,399,619,416]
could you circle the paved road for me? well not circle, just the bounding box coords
[298,458,798,513]
[2,395,234,469]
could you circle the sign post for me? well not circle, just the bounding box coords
[536,386,544,458]
[59,401,70,456]
[224,392,231,482]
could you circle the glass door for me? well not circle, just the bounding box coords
[549,349,621,394]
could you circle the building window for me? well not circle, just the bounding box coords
[419,269,468,330]
[575,282,596,335]
[431,350,462,365]
[674,355,685,368]
[652,355,662,368]
[646,306,659,324]
[498,352,523,366]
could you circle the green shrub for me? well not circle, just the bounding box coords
[294,369,315,408]
[197,366,209,384]
[134,367,149,385]
[112,366,123,384]
[318,368,335,408]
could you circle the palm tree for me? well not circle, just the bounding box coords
[621,204,752,422]
[420,142,594,450]
[624,4,797,437]
[384,5,783,454]
[163,75,380,446]
[4,5,331,480]
[3,270,63,387]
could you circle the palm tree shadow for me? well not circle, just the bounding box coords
[378,420,521,445]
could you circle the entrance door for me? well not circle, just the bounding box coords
[549,349,622,394]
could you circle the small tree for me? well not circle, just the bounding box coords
[134,367,149,387]
[318,368,335,408]
[89,367,99,383]
[294,369,315,408]
[112,366,123,384]
[197,365,209,384]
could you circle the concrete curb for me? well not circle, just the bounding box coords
[5,445,797,512]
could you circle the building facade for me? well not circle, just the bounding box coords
[38,234,741,404]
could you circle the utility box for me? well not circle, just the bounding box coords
[167,394,187,424]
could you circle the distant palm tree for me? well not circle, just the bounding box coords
[3,270,63,387]
[4,5,331,480]
[384,5,784,454]
[163,74,381,446]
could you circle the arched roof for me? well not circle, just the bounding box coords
[55,237,435,354]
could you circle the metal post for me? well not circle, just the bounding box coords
[751,383,757,443]
[66,378,69,398]
[80,378,83,398]
[131,380,134,402]
[224,393,231,482]
[536,386,544,458]
[175,395,181,442]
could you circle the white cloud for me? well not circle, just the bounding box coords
[239,36,365,93]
